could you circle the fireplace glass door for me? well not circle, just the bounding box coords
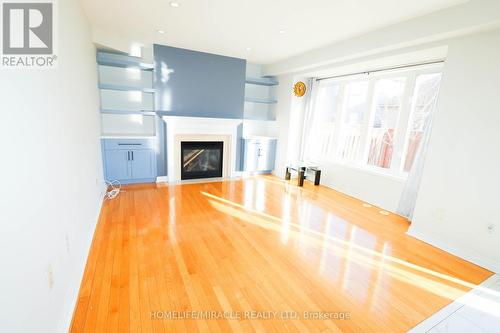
[181,141,224,180]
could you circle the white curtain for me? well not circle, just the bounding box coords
[299,78,319,161]
[397,84,440,220]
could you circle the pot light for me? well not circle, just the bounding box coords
[246,47,251,51]
[170,1,180,7]
[279,30,286,34]
[157,29,165,34]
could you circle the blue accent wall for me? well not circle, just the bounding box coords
[154,44,246,119]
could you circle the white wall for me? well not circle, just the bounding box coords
[409,29,500,273]
[320,164,406,212]
[272,74,296,177]
[0,1,104,332]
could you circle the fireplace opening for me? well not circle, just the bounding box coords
[181,141,224,180]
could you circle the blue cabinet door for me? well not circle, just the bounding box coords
[243,139,277,172]
[130,150,156,179]
[104,150,131,181]
[243,141,260,172]
[258,140,276,171]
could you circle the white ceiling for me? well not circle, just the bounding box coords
[80,0,468,64]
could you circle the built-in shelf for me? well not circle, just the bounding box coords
[245,77,279,86]
[100,109,156,115]
[99,83,156,93]
[97,52,154,71]
[245,97,278,104]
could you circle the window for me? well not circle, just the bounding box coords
[402,73,442,171]
[366,77,406,169]
[336,81,369,162]
[303,64,442,178]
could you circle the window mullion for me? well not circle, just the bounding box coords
[358,77,377,166]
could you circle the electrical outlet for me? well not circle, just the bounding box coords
[65,235,70,254]
[487,223,496,234]
[47,264,54,291]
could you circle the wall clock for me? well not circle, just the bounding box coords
[293,81,306,97]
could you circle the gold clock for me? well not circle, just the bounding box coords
[293,81,306,97]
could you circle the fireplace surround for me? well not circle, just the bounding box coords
[162,116,243,182]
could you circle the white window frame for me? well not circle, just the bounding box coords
[310,63,443,179]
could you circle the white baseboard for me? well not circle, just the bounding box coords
[156,176,169,183]
[407,227,500,274]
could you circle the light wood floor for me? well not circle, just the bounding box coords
[70,176,492,332]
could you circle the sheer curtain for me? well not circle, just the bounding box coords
[299,78,319,161]
[397,75,442,220]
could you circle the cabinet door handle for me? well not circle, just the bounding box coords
[127,151,130,160]
[131,151,134,160]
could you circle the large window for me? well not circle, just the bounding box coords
[302,65,442,178]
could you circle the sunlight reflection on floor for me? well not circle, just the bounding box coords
[200,188,493,308]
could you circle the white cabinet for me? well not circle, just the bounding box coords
[242,138,276,172]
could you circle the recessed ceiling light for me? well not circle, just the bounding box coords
[170,1,180,7]
[246,47,251,51]
[157,29,165,34]
[279,30,286,34]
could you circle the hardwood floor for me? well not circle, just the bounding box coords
[70,176,492,332]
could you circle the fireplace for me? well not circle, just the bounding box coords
[163,116,242,182]
[181,141,224,180]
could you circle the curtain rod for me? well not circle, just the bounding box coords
[316,60,445,82]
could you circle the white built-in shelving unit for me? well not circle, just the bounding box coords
[97,51,157,137]
[243,64,280,138]
[244,64,279,121]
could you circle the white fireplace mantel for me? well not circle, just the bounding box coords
[162,116,243,182]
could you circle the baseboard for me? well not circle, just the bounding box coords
[407,227,500,274]
[239,170,273,176]
[156,176,168,183]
